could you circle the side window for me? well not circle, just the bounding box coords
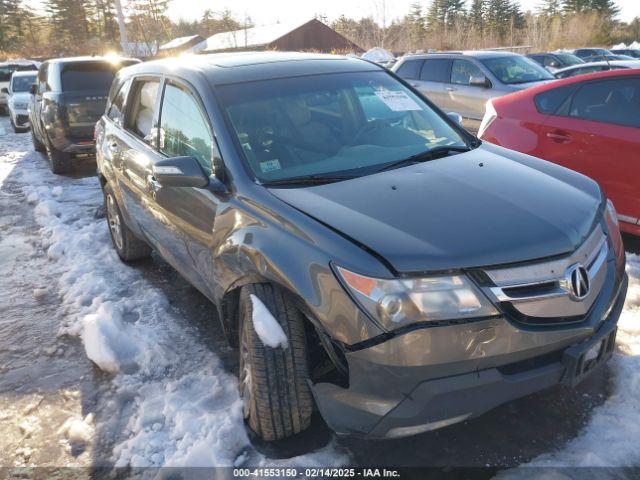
[569,78,640,128]
[534,84,578,114]
[544,56,561,68]
[396,60,422,80]
[159,82,215,174]
[125,79,160,144]
[420,59,451,83]
[107,78,132,127]
[451,59,484,85]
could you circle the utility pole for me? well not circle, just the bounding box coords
[114,0,129,55]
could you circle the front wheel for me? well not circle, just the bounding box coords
[103,183,151,262]
[238,283,313,441]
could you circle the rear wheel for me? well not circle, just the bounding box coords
[44,138,71,174]
[238,283,313,441]
[103,183,151,262]
[31,128,45,152]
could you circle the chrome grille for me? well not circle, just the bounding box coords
[482,227,608,321]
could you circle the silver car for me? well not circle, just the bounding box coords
[392,51,555,131]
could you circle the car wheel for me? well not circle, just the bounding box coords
[44,139,70,174]
[238,283,313,441]
[103,183,152,262]
[31,128,45,152]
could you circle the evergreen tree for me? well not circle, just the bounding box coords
[469,0,486,35]
[45,0,90,52]
[539,0,565,16]
[0,0,22,52]
[406,2,426,46]
[588,0,620,18]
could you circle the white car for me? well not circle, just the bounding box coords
[0,60,39,115]
[6,71,37,132]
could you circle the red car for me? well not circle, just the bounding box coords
[479,69,640,236]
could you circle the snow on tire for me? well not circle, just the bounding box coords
[239,283,313,441]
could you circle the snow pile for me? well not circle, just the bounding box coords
[611,42,627,50]
[59,413,95,449]
[498,256,640,476]
[362,47,395,64]
[250,294,289,348]
[8,130,347,468]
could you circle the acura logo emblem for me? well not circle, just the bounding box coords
[565,264,590,300]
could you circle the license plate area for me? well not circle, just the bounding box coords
[561,325,617,387]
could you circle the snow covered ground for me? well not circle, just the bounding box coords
[1,116,640,475]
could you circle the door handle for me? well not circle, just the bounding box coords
[546,131,572,143]
[411,83,419,87]
[446,87,457,92]
[147,175,161,194]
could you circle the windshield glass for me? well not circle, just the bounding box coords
[481,56,554,84]
[11,75,36,92]
[556,54,583,66]
[218,71,468,183]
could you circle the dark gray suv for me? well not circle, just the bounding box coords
[95,52,627,441]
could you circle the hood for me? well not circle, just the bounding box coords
[9,92,30,104]
[270,146,602,273]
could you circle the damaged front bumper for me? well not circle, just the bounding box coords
[311,264,627,439]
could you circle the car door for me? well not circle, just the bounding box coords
[411,58,451,109]
[446,59,492,123]
[538,76,640,227]
[150,78,222,298]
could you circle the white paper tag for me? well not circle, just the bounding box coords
[374,90,421,111]
[260,159,281,173]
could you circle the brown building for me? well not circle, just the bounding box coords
[200,19,362,54]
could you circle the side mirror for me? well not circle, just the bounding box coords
[469,75,490,88]
[1,87,8,94]
[447,112,463,125]
[29,84,37,95]
[152,156,210,188]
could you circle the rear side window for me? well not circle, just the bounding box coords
[569,77,640,128]
[420,59,451,82]
[60,61,136,93]
[159,83,214,174]
[395,60,422,80]
[534,84,578,114]
[125,79,160,144]
[107,78,132,126]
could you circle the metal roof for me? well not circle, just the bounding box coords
[201,19,312,52]
[160,35,203,51]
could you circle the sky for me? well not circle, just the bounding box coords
[166,0,640,26]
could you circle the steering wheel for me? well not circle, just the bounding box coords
[352,119,390,145]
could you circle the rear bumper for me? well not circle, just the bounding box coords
[312,263,627,438]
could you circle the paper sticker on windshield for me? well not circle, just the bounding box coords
[374,90,421,111]
[260,159,281,173]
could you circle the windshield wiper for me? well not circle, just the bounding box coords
[262,174,356,187]
[377,145,471,173]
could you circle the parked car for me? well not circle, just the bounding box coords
[611,48,640,59]
[0,59,39,115]
[479,68,640,237]
[392,51,555,131]
[527,52,584,73]
[554,60,640,78]
[572,48,615,62]
[29,56,140,174]
[96,52,626,441]
[4,70,37,132]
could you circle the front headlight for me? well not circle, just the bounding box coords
[336,267,498,330]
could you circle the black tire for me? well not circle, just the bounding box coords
[103,183,152,262]
[238,283,313,441]
[31,128,45,152]
[44,138,71,174]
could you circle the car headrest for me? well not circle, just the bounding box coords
[140,82,158,110]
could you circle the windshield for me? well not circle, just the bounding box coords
[218,71,469,183]
[481,56,554,84]
[556,54,583,66]
[11,75,36,92]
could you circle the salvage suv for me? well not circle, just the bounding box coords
[95,52,627,441]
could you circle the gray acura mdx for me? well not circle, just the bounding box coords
[95,52,627,441]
